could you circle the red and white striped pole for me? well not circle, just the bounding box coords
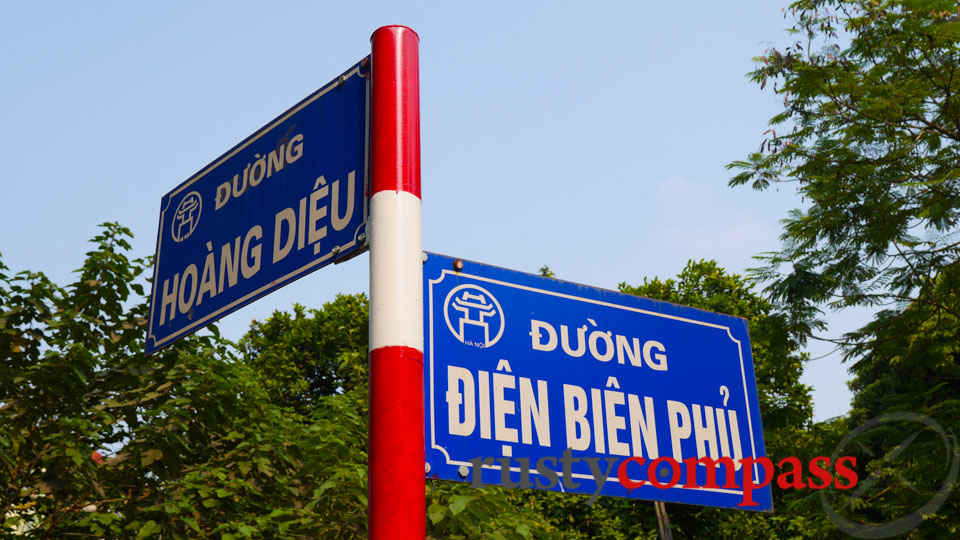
[367,26,424,540]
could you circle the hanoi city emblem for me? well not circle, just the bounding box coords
[443,284,504,348]
[171,191,202,242]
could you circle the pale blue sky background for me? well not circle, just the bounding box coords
[0,1,870,420]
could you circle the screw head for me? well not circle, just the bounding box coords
[453,259,465,271]
[425,462,431,474]
[457,464,470,478]
[358,233,366,243]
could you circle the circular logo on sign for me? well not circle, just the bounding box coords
[171,191,202,243]
[821,412,959,538]
[443,284,504,348]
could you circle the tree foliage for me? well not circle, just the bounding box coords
[239,296,369,412]
[0,224,371,538]
[728,0,960,342]
[730,1,960,536]
[833,271,960,537]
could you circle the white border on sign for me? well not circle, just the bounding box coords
[427,268,759,496]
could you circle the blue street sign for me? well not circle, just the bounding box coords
[423,253,773,511]
[147,60,369,355]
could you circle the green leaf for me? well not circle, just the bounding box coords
[448,494,472,516]
[183,516,200,532]
[135,520,161,539]
[428,503,447,524]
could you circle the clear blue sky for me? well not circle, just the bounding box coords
[0,1,868,420]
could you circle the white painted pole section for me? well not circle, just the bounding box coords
[368,190,423,352]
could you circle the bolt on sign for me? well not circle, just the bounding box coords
[423,253,773,511]
[147,61,369,355]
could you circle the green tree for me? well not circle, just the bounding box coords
[828,274,960,538]
[729,1,960,536]
[0,225,367,538]
[728,0,960,343]
[239,296,369,412]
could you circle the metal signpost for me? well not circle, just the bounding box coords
[423,253,773,512]
[366,26,425,540]
[146,60,370,355]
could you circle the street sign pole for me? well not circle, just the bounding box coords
[368,26,424,540]
[655,501,673,540]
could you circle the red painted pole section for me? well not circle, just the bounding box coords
[368,25,424,540]
[370,26,422,198]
